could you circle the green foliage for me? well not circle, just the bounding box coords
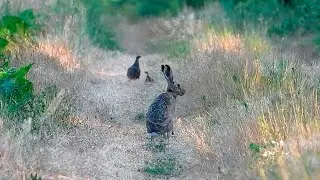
[144,154,181,175]
[262,59,289,90]
[81,0,122,50]
[135,0,182,17]
[147,39,191,59]
[186,0,214,9]
[166,40,191,59]
[134,112,145,121]
[268,0,320,37]
[79,0,216,50]
[0,60,62,133]
[314,36,320,49]
[29,173,42,180]
[221,0,320,45]
[145,139,167,153]
[0,9,39,54]
[0,9,39,36]
[0,60,34,114]
[249,143,265,154]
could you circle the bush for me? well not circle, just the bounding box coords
[0,9,39,36]
[0,60,34,127]
[81,0,122,50]
[0,59,65,133]
[186,0,215,9]
[0,9,39,53]
[135,0,182,17]
[221,0,320,44]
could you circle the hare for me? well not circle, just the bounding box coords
[146,64,185,139]
[144,71,154,82]
[127,56,141,79]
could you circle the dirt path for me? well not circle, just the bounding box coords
[0,50,217,179]
[62,52,208,180]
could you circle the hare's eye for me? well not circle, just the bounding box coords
[177,84,180,88]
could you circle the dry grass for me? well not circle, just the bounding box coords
[1,0,320,179]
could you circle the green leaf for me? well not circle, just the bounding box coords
[249,143,263,153]
[19,9,36,28]
[0,78,15,94]
[0,37,8,50]
[0,28,10,37]
[13,63,33,79]
[0,71,9,79]
[0,15,25,34]
[0,59,9,70]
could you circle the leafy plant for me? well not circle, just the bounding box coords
[145,139,168,153]
[29,173,42,180]
[80,0,122,50]
[0,9,39,54]
[0,61,64,133]
[0,60,34,113]
[221,0,320,46]
[249,143,265,154]
[147,39,191,59]
[144,154,181,175]
[135,0,182,17]
[134,112,145,121]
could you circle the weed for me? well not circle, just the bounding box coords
[221,0,320,46]
[145,138,168,153]
[0,60,34,121]
[81,0,122,50]
[134,112,145,121]
[144,153,181,176]
[0,9,39,54]
[29,173,42,180]
[147,38,191,60]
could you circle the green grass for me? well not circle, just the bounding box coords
[147,38,191,59]
[221,0,320,46]
[144,139,168,153]
[144,153,181,176]
[29,173,42,180]
[134,112,145,121]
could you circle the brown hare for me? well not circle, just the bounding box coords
[146,64,185,139]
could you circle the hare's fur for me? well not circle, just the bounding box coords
[146,65,185,139]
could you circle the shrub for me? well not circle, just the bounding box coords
[147,38,191,59]
[0,60,33,113]
[144,154,181,176]
[220,0,320,45]
[135,0,182,17]
[81,0,122,50]
[0,59,65,133]
[0,9,39,53]
[0,60,34,128]
[186,0,215,9]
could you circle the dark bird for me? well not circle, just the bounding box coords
[127,56,141,80]
[144,71,154,83]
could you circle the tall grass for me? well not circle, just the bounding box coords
[174,22,320,178]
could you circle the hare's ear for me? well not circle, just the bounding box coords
[162,64,173,82]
